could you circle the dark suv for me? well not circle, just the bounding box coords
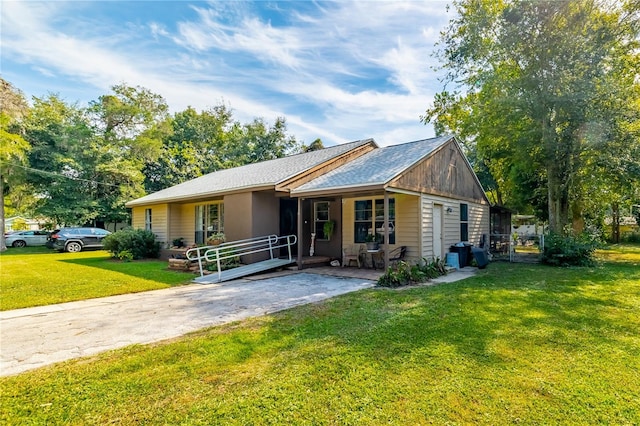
[48,227,111,252]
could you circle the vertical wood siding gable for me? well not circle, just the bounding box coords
[392,141,487,204]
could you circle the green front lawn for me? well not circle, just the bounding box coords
[0,247,191,310]
[1,245,639,424]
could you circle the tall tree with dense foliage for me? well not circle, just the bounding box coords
[144,107,300,193]
[24,95,100,226]
[88,84,171,226]
[143,105,233,192]
[0,79,30,250]
[5,79,303,228]
[425,0,640,234]
[225,117,299,165]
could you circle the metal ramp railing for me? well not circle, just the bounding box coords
[185,234,297,284]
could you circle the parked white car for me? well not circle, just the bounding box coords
[4,230,50,247]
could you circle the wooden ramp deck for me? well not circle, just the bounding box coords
[193,258,296,284]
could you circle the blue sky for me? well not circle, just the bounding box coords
[2,1,453,147]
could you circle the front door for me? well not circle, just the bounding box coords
[433,204,444,260]
[279,198,298,255]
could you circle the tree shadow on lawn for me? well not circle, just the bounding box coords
[5,258,638,424]
[259,260,640,372]
[60,255,193,286]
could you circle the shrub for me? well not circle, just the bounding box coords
[420,257,447,279]
[377,262,412,287]
[103,229,161,260]
[621,230,640,244]
[377,258,447,288]
[117,250,134,262]
[541,232,600,267]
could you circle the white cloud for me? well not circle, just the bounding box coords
[1,0,451,147]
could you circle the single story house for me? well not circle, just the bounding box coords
[126,135,490,269]
[4,216,44,232]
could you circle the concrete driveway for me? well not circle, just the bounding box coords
[1,272,375,376]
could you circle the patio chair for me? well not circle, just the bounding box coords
[373,245,407,269]
[342,244,364,268]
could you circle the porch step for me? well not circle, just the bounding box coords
[193,258,295,284]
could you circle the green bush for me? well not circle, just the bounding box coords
[377,262,412,287]
[621,230,640,244]
[103,229,161,260]
[420,257,448,279]
[377,258,447,287]
[117,250,134,262]
[541,232,600,267]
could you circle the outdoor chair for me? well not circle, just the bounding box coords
[342,244,365,268]
[372,245,407,269]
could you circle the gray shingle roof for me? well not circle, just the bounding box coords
[291,135,454,195]
[126,139,374,206]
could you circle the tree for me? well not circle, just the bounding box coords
[145,108,301,192]
[225,117,300,165]
[303,138,324,152]
[88,84,169,160]
[24,95,100,226]
[0,79,30,251]
[425,0,640,234]
[87,84,170,226]
[143,105,233,192]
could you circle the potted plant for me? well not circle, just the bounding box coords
[323,220,335,240]
[207,232,226,246]
[172,237,185,248]
[365,233,379,250]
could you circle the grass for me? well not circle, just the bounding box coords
[1,245,639,424]
[0,247,191,310]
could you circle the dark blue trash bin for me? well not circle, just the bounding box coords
[471,247,489,269]
[450,243,473,267]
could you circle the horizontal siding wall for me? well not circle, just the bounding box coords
[168,204,191,247]
[443,202,460,249]
[341,193,420,262]
[395,194,420,262]
[421,197,433,259]
[169,199,227,247]
[152,204,168,245]
[342,198,355,247]
[132,204,168,245]
[468,202,490,246]
[131,207,145,231]
[421,195,490,259]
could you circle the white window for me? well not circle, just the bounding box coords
[145,208,152,231]
[314,201,331,240]
[354,198,395,244]
[195,202,224,244]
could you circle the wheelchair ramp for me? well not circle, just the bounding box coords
[193,258,295,284]
[186,234,297,284]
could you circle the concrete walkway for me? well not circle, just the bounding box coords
[0,268,477,377]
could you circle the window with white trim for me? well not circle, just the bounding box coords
[145,208,152,231]
[354,198,395,244]
[314,201,330,240]
[195,202,224,244]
